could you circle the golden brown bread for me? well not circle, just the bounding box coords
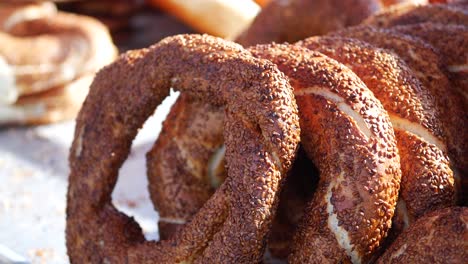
[297,36,456,230]
[331,25,467,204]
[147,42,401,263]
[147,0,261,39]
[146,93,224,239]
[252,44,400,264]
[236,0,382,46]
[392,23,468,102]
[392,24,468,203]
[364,2,468,27]
[392,23,467,71]
[64,2,465,262]
[377,207,468,263]
[66,34,300,263]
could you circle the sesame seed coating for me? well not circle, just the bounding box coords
[297,37,456,238]
[332,24,466,206]
[146,94,224,239]
[250,44,400,263]
[364,2,468,27]
[146,42,401,263]
[391,23,468,202]
[66,34,300,263]
[377,207,468,263]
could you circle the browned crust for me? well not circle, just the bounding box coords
[391,24,468,202]
[377,207,468,263]
[331,25,466,204]
[364,2,468,27]
[391,23,468,131]
[147,99,314,257]
[297,37,444,139]
[66,34,300,263]
[297,36,455,227]
[391,23,468,73]
[248,44,400,263]
[0,74,92,126]
[146,42,401,262]
[0,10,117,96]
[235,0,384,46]
[146,94,224,239]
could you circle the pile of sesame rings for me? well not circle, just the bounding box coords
[66,2,466,263]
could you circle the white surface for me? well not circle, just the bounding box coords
[0,91,179,263]
[0,56,18,105]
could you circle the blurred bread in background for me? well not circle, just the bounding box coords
[0,1,117,125]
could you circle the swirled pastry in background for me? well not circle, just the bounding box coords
[0,74,93,125]
[0,2,117,125]
[0,1,56,31]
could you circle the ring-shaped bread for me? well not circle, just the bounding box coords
[297,36,456,232]
[66,34,300,263]
[391,23,468,103]
[147,43,402,263]
[377,207,467,263]
[330,25,466,203]
[146,93,225,239]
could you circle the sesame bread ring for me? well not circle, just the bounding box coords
[253,44,400,264]
[0,74,92,126]
[0,11,117,105]
[377,207,467,263]
[146,93,225,240]
[147,43,401,263]
[66,34,300,263]
[392,22,468,203]
[235,0,426,46]
[147,102,314,258]
[297,37,456,229]
[392,23,468,98]
[331,25,466,202]
[145,93,312,259]
[364,2,468,27]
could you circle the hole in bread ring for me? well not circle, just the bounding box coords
[66,34,300,263]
